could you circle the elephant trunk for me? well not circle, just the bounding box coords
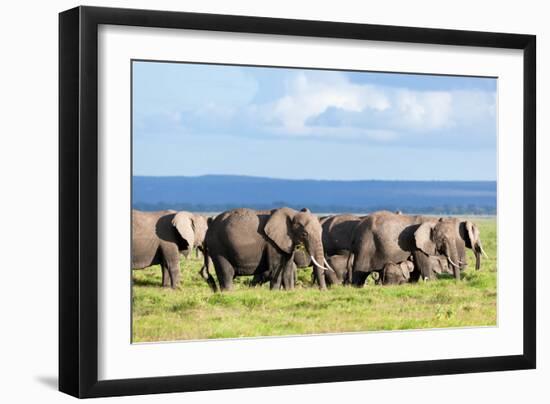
[307,239,332,272]
[445,240,461,280]
[473,242,488,270]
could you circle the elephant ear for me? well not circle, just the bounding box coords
[399,261,414,280]
[172,212,195,251]
[264,208,295,254]
[463,221,480,249]
[414,222,436,256]
[191,214,208,248]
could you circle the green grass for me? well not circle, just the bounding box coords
[132,218,497,342]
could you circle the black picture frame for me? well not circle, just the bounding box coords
[59,5,536,398]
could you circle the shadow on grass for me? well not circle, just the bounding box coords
[132,277,161,287]
[436,273,467,281]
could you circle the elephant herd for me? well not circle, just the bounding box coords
[132,207,487,292]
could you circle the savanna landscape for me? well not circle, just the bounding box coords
[131,62,498,343]
[132,217,496,342]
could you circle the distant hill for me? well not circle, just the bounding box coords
[132,175,496,215]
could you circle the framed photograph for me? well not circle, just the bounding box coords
[59,6,536,398]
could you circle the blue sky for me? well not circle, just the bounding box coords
[132,61,497,181]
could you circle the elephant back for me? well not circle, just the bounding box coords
[322,214,362,255]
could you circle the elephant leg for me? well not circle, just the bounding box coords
[340,268,350,285]
[269,273,282,290]
[345,264,354,285]
[311,269,318,285]
[267,249,286,290]
[199,264,217,292]
[453,264,461,281]
[314,266,327,290]
[325,270,340,287]
[212,255,235,291]
[413,251,437,281]
[197,250,217,291]
[344,253,355,285]
[250,272,268,287]
[351,271,368,287]
[269,262,285,290]
[282,261,296,290]
[166,261,181,289]
[161,264,171,287]
[409,267,421,283]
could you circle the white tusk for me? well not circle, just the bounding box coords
[310,255,333,272]
[447,257,461,268]
[323,257,336,273]
[479,245,489,259]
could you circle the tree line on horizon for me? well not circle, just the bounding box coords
[132,201,496,215]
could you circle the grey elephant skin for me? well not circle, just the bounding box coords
[322,214,365,255]
[132,210,209,288]
[323,253,353,286]
[322,253,417,286]
[281,214,362,289]
[314,214,363,288]
[324,254,414,286]
[296,250,354,287]
[350,211,486,286]
[205,207,331,291]
[381,261,415,285]
[293,248,312,269]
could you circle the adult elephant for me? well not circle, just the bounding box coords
[281,214,362,289]
[350,211,487,286]
[132,210,210,289]
[322,214,364,255]
[205,207,333,291]
[312,214,364,288]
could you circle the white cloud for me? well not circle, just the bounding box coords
[136,65,496,150]
[396,89,453,129]
[252,71,495,145]
[265,72,390,135]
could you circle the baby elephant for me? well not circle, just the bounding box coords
[381,261,415,285]
[325,254,352,286]
[309,253,352,287]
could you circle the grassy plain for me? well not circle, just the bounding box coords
[132,218,497,342]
